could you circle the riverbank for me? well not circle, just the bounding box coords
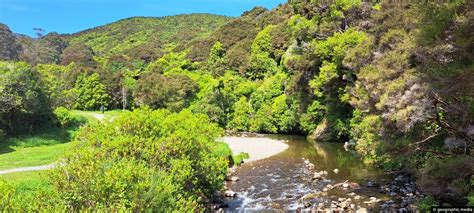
[220,135,289,163]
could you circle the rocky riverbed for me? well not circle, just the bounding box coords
[213,134,425,212]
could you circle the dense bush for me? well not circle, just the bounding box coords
[133,73,198,112]
[53,107,74,127]
[48,108,229,211]
[72,73,110,110]
[418,156,473,205]
[0,61,53,135]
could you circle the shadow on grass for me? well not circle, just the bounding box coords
[0,119,86,155]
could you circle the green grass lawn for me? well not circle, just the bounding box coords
[0,110,126,172]
[0,128,77,170]
[0,143,73,170]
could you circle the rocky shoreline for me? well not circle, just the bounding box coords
[293,159,425,212]
[208,159,425,212]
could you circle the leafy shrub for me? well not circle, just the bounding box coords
[418,156,473,205]
[351,113,383,163]
[0,179,64,211]
[53,107,74,127]
[415,196,438,212]
[133,73,198,112]
[228,96,252,131]
[48,108,228,211]
[0,180,14,209]
[72,73,110,110]
[0,61,53,135]
[233,152,250,165]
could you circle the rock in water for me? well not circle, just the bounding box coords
[367,181,378,187]
[230,176,240,182]
[333,169,339,174]
[224,190,236,197]
[312,171,328,180]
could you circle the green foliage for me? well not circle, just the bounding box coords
[300,100,326,133]
[0,61,52,135]
[69,14,233,57]
[48,108,228,211]
[145,51,192,74]
[59,42,96,68]
[313,29,368,65]
[134,73,198,112]
[72,73,110,110]
[250,103,277,133]
[233,152,250,165]
[246,25,279,79]
[309,61,338,97]
[53,107,74,127]
[205,42,228,76]
[36,63,75,108]
[415,1,464,46]
[334,0,361,12]
[415,196,439,212]
[288,15,318,43]
[418,156,473,205]
[271,94,298,133]
[350,112,383,163]
[0,129,4,142]
[228,96,252,131]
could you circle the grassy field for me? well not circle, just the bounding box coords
[0,110,127,172]
[0,128,77,170]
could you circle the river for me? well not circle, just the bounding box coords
[222,134,417,212]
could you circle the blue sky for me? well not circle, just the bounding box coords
[0,0,286,37]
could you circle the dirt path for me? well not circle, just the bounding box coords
[92,113,106,121]
[0,163,56,175]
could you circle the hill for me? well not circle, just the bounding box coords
[0,14,233,65]
[67,14,234,56]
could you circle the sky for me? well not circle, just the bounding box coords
[0,0,286,37]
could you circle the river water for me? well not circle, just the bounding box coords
[224,134,392,212]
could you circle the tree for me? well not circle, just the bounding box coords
[60,42,96,68]
[72,73,110,110]
[246,25,279,79]
[0,24,20,60]
[0,61,52,135]
[271,94,298,133]
[36,64,74,108]
[227,96,252,131]
[133,73,198,112]
[205,42,228,76]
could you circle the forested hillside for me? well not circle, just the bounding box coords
[0,0,472,210]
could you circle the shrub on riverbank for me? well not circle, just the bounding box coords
[47,108,228,211]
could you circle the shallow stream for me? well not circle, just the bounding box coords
[224,134,395,212]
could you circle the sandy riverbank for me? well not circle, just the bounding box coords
[220,136,289,163]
